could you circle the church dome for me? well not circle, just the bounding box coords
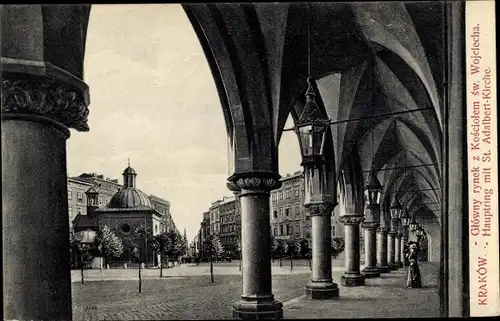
[108,187,152,208]
[107,162,152,209]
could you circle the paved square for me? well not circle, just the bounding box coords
[72,262,440,320]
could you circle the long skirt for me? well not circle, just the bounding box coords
[406,260,422,288]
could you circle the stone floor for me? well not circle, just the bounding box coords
[285,262,440,319]
[72,261,440,320]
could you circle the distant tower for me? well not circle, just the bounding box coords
[85,186,99,217]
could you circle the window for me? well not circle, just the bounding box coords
[287,224,292,235]
[272,193,276,202]
[77,206,83,215]
[274,228,278,236]
[273,210,278,219]
[278,208,283,218]
[295,205,300,216]
[77,192,83,201]
[280,225,284,235]
[68,207,73,217]
[68,191,72,200]
[285,208,290,217]
[294,186,300,197]
[155,225,158,233]
[332,226,336,237]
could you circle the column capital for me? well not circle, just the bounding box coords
[226,180,241,192]
[304,202,336,216]
[339,215,364,225]
[376,226,388,233]
[361,221,379,229]
[2,76,89,132]
[227,172,281,193]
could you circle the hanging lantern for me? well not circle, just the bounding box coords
[416,227,424,237]
[390,197,402,220]
[400,208,410,227]
[295,78,330,167]
[364,171,382,206]
[409,218,418,231]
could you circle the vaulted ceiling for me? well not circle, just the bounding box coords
[184,2,444,224]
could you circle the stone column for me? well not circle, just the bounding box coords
[340,216,365,286]
[376,227,390,273]
[395,234,403,268]
[387,231,397,270]
[229,175,283,319]
[400,232,408,267]
[361,222,380,278]
[2,74,90,320]
[305,203,339,299]
[387,217,399,270]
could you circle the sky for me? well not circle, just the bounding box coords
[67,4,302,242]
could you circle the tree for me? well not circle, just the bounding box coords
[277,239,288,267]
[303,231,312,270]
[131,224,155,293]
[94,225,124,270]
[331,237,345,259]
[287,237,301,272]
[202,235,224,283]
[70,236,94,285]
[174,232,188,262]
[270,235,279,263]
[152,232,172,277]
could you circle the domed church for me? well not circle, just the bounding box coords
[92,163,164,264]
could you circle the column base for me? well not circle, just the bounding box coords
[233,297,283,320]
[305,281,339,300]
[377,265,391,273]
[341,273,365,286]
[362,266,380,278]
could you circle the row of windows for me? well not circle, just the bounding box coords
[273,224,300,237]
[272,225,336,238]
[221,214,235,224]
[68,206,83,217]
[68,191,105,205]
[272,205,301,219]
[68,191,84,201]
[271,186,300,202]
[221,224,236,234]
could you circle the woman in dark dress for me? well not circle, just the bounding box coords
[406,243,422,288]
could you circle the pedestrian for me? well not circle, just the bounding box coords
[405,243,422,288]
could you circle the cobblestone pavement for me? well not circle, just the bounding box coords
[72,274,311,321]
[73,262,438,320]
[285,262,440,319]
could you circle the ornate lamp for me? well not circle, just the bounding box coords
[295,78,330,167]
[409,218,418,231]
[390,197,402,220]
[400,208,410,227]
[365,171,382,207]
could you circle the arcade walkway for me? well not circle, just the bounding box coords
[73,262,439,320]
[285,262,439,319]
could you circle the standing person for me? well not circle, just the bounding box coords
[406,243,422,288]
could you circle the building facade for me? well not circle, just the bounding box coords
[67,178,92,237]
[217,196,239,256]
[149,195,175,234]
